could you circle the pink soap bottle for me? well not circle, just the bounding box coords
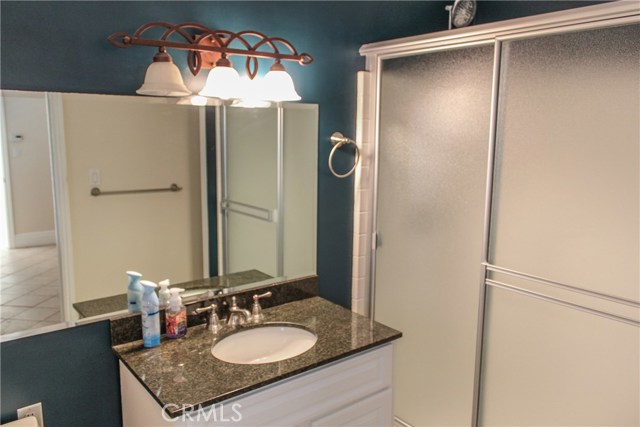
[165,288,187,339]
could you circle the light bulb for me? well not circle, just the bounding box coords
[261,63,301,102]
[232,76,271,108]
[198,57,242,100]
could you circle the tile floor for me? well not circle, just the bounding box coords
[0,245,62,335]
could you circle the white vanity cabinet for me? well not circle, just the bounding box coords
[120,344,394,427]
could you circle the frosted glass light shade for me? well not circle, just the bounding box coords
[137,54,191,97]
[261,65,301,102]
[232,76,272,108]
[199,65,242,99]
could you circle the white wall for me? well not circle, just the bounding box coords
[61,94,202,302]
[2,91,56,247]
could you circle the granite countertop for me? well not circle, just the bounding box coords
[113,296,402,418]
[74,269,272,318]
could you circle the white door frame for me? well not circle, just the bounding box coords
[46,93,75,323]
[0,91,16,249]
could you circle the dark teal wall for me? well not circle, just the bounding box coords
[474,0,608,24]
[0,322,121,426]
[0,1,603,426]
[0,0,452,308]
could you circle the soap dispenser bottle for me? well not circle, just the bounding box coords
[140,280,161,347]
[126,271,143,313]
[158,279,171,308]
[166,288,187,339]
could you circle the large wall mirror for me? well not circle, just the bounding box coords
[0,90,318,340]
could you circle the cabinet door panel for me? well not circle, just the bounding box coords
[235,345,392,426]
[312,389,392,427]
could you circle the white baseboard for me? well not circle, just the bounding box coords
[14,230,56,248]
[394,416,413,427]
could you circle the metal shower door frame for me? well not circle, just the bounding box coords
[358,2,640,426]
[216,104,285,278]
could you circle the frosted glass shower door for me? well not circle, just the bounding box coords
[220,105,318,281]
[222,107,278,277]
[374,44,494,426]
[480,23,640,426]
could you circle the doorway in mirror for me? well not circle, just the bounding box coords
[0,90,63,336]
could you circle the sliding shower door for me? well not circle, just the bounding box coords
[480,23,640,426]
[374,44,495,426]
[370,10,639,427]
[218,104,318,281]
[221,107,279,277]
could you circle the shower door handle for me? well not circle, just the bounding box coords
[373,232,381,250]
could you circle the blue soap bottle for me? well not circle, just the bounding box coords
[140,280,161,348]
[126,271,143,313]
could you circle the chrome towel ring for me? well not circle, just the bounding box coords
[329,132,360,178]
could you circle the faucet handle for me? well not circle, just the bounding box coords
[194,303,222,333]
[194,302,217,314]
[251,291,272,323]
[229,296,239,309]
[254,291,272,300]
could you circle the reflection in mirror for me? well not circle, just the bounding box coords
[0,90,318,339]
[0,91,60,336]
[220,106,317,279]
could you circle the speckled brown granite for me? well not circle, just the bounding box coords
[73,269,273,319]
[110,275,318,346]
[73,294,129,319]
[113,296,402,419]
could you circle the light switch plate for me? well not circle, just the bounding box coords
[9,133,24,143]
[89,169,101,186]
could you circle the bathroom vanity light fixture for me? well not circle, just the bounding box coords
[108,22,313,102]
[136,48,191,96]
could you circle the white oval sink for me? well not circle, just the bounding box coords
[212,324,317,364]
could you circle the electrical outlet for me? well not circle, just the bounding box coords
[17,402,44,426]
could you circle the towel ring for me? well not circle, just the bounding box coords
[328,132,360,179]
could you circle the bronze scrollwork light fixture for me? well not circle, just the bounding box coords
[108,22,313,103]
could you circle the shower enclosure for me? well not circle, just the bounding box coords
[215,104,318,282]
[357,3,639,426]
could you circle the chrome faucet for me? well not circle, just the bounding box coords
[227,296,252,326]
[251,291,272,323]
[194,303,223,333]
